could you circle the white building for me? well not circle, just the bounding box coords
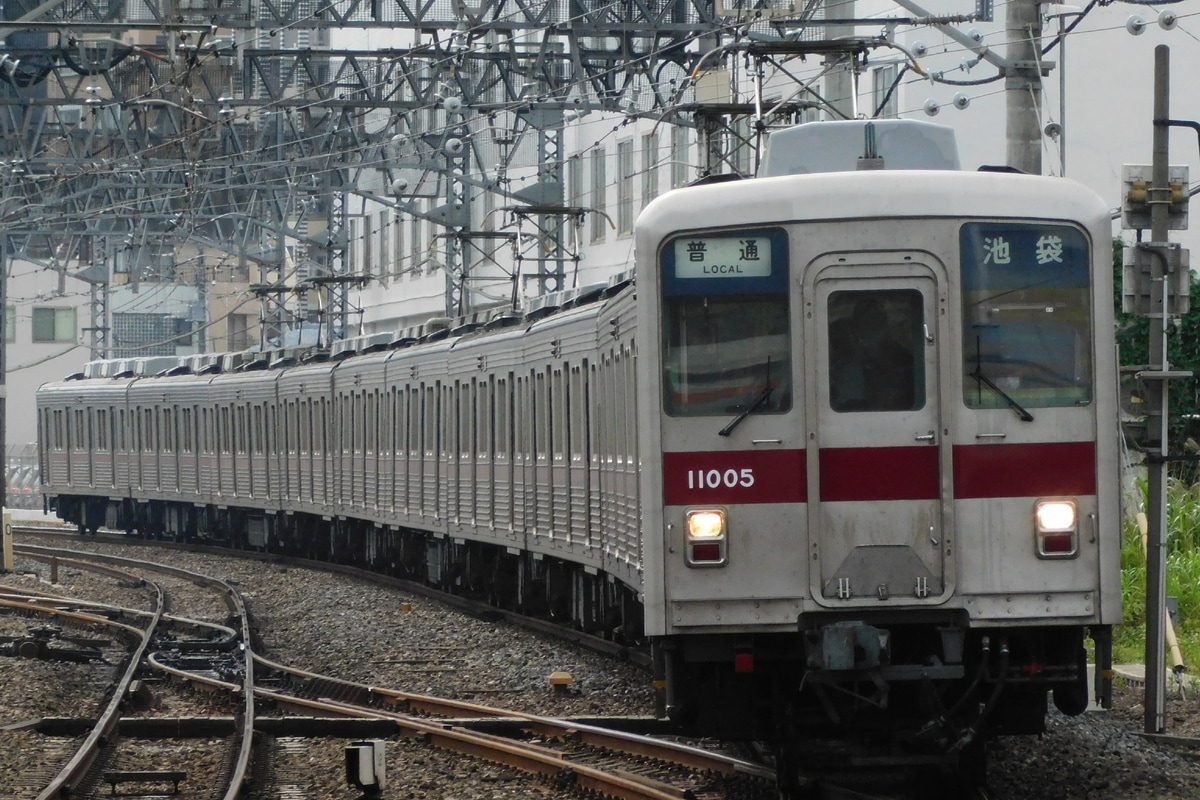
[343,0,1200,337]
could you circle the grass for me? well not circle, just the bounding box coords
[1114,475,1200,669]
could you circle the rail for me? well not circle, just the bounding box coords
[14,545,256,800]
[1,555,167,800]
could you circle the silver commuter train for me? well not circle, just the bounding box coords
[38,120,1121,794]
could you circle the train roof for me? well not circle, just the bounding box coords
[638,166,1110,240]
[51,270,635,383]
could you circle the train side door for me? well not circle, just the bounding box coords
[807,256,951,605]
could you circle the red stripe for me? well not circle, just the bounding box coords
[953,441,1096,498]
[662,449,806,505]
[662,441,1097,506]
[818,446,940,502]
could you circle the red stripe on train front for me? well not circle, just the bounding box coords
[661,441,1097,506]
[952,441,1096,498]
[662,449,806,505]
[818,446,939,502]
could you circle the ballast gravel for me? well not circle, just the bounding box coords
[3,530,1200,799]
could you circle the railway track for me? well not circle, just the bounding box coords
[7,526,1015,799]
[12,522,650,667]
[2,545,254,799]
[5,536,774,799]
[2,555,168,800]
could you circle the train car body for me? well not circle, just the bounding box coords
[37,120,1120,795]
[635,122,1120,791]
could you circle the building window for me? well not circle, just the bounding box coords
[410,205,424,276]
[617,139,634,235]
[393,212,404,277]
[569,154,583,209]
[671,125,690,188]
[229,313,251,351]
[378,210,389,279]
[346,218,358,276]
[872,64,899,119]
[590,146,607,243]
[642,132,659,207]
[360,216,372,278]
[32,307,76,343]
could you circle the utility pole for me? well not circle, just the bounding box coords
[824,0,856,119]
[1142,44,1173,735]
[1006,0,1044,173]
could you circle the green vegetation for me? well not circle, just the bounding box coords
[1113,235,1200,668]
[1115,478,1200,669]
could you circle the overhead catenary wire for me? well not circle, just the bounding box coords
[4,0,1199,354]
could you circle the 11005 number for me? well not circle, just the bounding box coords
[686,468,756,490]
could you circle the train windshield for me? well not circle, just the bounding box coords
[660,228,792,417]
[960,222,1092,410]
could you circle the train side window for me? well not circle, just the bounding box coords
[163,407,174,453]
[301,402,311,455]
[408,387,420,457]
[477,378,490,461]
[960,223,1092,410]
[660,228,792,417]
[552,368,565,461]
[369,391,378,456]
[495,377,509,461]
[571,364,587,464]
[460,381,473,458]
[828,290,924,413]
[516,375,531,461]
[535,371,549,460]
[320,400,329,457]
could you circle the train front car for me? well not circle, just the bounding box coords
[634,121,1120,794]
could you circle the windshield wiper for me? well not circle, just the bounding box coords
[719,385,774,437]
[719,358,774,437]
[973,338,1033,422]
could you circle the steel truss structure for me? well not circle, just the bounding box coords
[0,0,916,348]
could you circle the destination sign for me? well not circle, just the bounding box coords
[673,236,773,279]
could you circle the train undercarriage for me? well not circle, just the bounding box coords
[659,618,1112,798]
[51,493,645,645]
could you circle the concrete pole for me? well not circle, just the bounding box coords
[824,0,856,119]
[1143,44,1171,735]
[1005,0,1043,174]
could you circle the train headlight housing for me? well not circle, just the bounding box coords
[685,509,727,566]
[1035,499,1078,558]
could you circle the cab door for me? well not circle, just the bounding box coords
[806,255,951,606]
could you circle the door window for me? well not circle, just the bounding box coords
[828,289,925,412]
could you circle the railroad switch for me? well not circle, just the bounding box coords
[0,624,107,662]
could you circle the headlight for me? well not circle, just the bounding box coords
[685,509,727,566]
[1035,499,1078,558]
[686,509,726,539]
[1036,501,1076,532]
